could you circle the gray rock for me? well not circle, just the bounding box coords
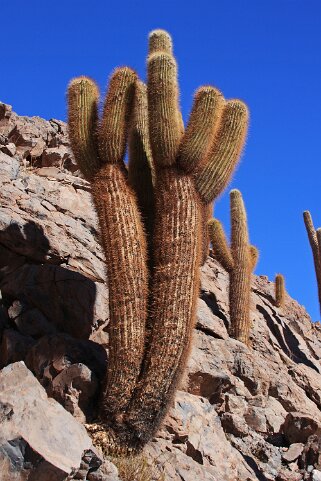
[282,443,304,463]
[0,362,92,474]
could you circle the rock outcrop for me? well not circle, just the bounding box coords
[1,102,321,480]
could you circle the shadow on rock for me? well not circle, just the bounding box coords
[0,221,99,339]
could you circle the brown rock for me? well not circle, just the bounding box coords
[281,413,321,444]
[42,146,71,168]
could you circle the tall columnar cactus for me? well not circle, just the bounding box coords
[303,211,321,314]
[208,190,257,346]
[275,273,285,308]
[67,29,249,451]
[68,70,149,439]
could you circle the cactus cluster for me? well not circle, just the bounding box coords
[67,30,248,452]
[208,190,258,346]
[303,210,321,314]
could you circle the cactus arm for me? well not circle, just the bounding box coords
[178,87,224,173]
[208,218,234,272]
[98,67,136,165]
[147,50,182,167]
[124,31,202,445]
[229,189,251,345]
[249,245,259,272]
[275,273,285,308]
[68,68,149,431]
[303,211,321,314]
[128,80,155,244]
[148,29,173,54]
[195,100,249,204]
[67,77,100,180]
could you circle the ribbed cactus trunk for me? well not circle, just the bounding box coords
[229,190,251,344]
[208,190,256,346]
[92,165,148,422]
[125,172,201,442]
[68,70,149,428]
[275,273,285,308]
[303,211,321,315]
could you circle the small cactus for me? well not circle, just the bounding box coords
[275,273,285,308]
[303,210,321,314]
[208,190,257,346]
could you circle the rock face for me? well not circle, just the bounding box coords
[1,102,321,480]
[0,362,119,481]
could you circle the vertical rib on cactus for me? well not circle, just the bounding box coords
[303,211,321,314]
[208,190,254,346]
[201,202,214,265]
[275,273,285,308]
[67,68,149,431]
[124,30,249,445]
[67,77,100,180]
[128,80,155,245]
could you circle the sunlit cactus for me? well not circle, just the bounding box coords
[275,273,286,308]
[208,190,257,346]
[303,210,321,314]
[68,69,149,437]
[67,28,249,452]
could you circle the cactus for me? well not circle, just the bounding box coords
[303,211,321,314]
[67,29,248,451]
[275,273,285,308]
[124,31,248,445]
[208,190,257,346]
[68,69,149,433]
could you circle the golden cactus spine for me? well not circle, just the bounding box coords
[275,273,285,308]
[68,70,148,431]
[208,190,257,346]
[303,211,321,314]
[124,30,249,445]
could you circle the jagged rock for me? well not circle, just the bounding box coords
[299,435,321,472]
[282,443,304,463]
[0,362,91,474]
[282,413,321,444]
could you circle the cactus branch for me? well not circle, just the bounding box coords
[67,77,100,180]
[208,218,234,272]
[68,69,148,431]
[178,87,224,174]
[195,100,249,203]
[303,210,321,314]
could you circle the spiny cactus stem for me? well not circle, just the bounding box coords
[275,273,285,308]
[229,189,251,346]
[303,211,321,314]
[125,171,202,444]
[92,164,148,422]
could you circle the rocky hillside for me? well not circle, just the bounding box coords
[1,103,321,481]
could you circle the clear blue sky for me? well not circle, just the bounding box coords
[1,0,321,320]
